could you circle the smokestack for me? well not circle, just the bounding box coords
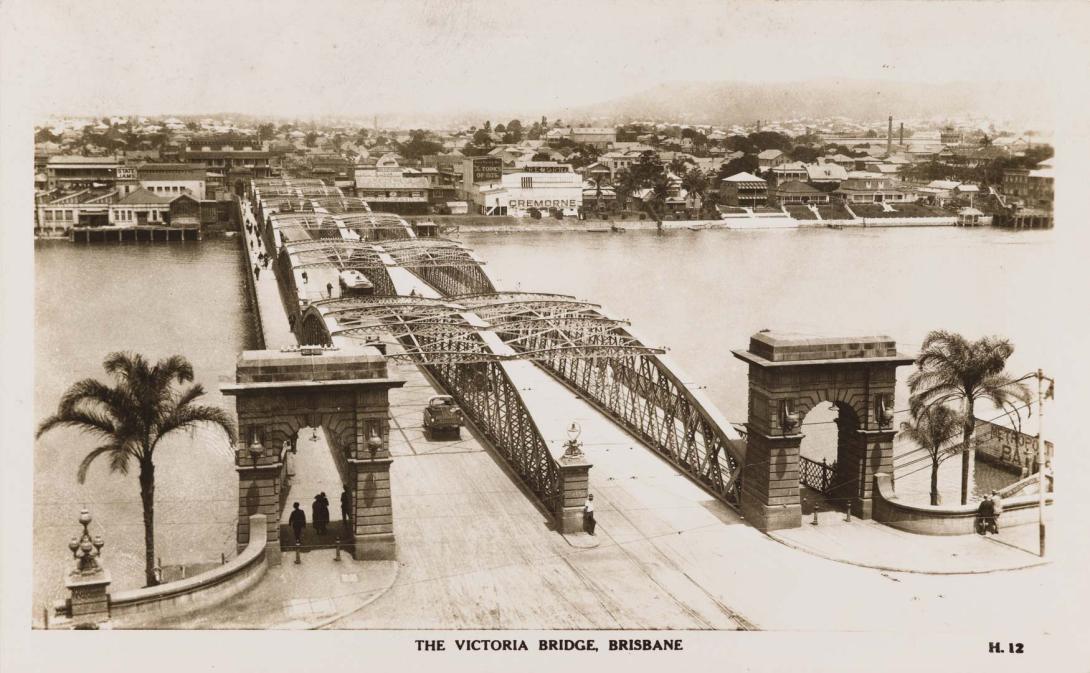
[899,123,904,146]
[887,115,893,155]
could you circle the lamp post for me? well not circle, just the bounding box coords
[563,421,583,459]
[1036,369,1054,557]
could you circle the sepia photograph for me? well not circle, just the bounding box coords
[2,0,1088,670]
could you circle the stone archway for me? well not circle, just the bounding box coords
[732,331,914,531]
[222,344,404,561]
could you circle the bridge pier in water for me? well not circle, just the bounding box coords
[733,332,914,531]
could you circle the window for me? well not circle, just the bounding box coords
[521,177,533,189]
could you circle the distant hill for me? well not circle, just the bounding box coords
[565,80,1054,127]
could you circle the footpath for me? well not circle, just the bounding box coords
[768,510,1048,574]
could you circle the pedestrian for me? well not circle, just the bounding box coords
[288,502,306,546]
[319,492,331,534]
[976,494,994,535]
[288,313,296,330]
[326,281,334,298]
[284,440,296,484]
[301,270,309,284]
[583,493,596,535]
[312,495,324,536]
[990,490,1003,534]
[254,264,260,280]
[264,256,270,269]
[340,486,352,530]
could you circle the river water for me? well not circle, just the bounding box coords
[33,226,1055,620]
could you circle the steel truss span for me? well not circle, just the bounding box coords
[426,358,560,513]
[539,352,742,504]
[280,240,397,296]
[381,239,497,296]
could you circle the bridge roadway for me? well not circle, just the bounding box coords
[238,199,1062,632]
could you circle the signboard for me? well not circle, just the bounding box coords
[509,198,578,209]
[116,167,136,179]
[470,158,501,183]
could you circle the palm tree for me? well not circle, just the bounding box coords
[614,168,640,210]
[669,156,692,177]
[650,175,673,219]
[898,404,964,505]
[908,331,1032,505]
[37,352,237,587]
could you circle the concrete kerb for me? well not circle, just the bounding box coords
[763,528,1051,576]
[259,555,400,630]
[306,560,401,630]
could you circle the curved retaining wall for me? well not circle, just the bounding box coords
[108,514,269,628]
[872,473,1053,535]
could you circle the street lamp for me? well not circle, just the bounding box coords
[563,421,583,459]
[1035,369,1054,558]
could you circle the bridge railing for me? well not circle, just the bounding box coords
[799,456,837,495]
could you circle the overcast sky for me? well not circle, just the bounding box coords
[5,0,1085,119]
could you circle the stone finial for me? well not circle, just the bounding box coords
[68,509,105,577]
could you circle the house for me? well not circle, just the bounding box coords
[775,181,830,205]
[45,155,122,191]
[719,172,768,207]
[805,162,848,184]
[769,161,809,184]
[757,149,788,169]
[834,173,913,204]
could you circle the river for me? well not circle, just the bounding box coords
[33,226,1055,621]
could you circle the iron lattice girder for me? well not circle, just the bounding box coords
[539,353,742,504]
[311,295,666,364]
[285,240,388,270]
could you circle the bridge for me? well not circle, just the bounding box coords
[230,177,751,556]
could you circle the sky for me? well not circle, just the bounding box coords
[3,0,1087,119]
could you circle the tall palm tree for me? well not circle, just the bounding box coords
[908,331,1031,505]
[615,168,640,210]
[899,404,964,505]
[650,175,673,219]
[37,352,237,587]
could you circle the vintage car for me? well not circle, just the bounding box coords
[338,269,374,296]
[423,395,463,439]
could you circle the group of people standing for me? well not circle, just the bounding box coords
[287,487,354,546]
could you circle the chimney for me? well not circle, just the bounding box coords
[887,115,893,155]
[899,123,904,146]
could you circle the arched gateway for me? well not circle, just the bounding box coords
[732,332,914,531]
[221,344,405,562]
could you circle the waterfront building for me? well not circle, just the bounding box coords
[719,172,768,208]
[475,162,583,217]
[833,172,914,204]
[774,180,830,205]
[354,175,430,215]
[36,188,115,234]
[1002,165,1053,211]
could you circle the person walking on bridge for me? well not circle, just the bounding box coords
[341,486,352,532]
[326,281,334,299]
[288,502,306,546]
[583,493,596,535]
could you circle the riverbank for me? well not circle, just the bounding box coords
[436,217,964,234]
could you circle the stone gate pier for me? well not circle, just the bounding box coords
[732,331,914,531]
[221,344,405,561]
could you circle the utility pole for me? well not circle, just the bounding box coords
[1036,369,1053,557]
